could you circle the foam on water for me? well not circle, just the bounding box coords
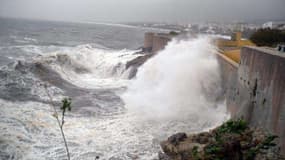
[35,44,140,89]
[0,37,229,160]
[0,99,160,159]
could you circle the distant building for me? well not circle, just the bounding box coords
[262,22,274,29]
[262,21,285,29]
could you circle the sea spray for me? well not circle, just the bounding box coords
[123,36,229,124]
[0,19,230,159]
[0,37,229,159]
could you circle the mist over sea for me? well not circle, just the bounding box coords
[0,18,228,159]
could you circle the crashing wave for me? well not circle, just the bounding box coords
[35,44,140,79]
[123,36,228,124]
[0,44,142,103]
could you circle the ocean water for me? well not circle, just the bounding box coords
[0,18,229,160]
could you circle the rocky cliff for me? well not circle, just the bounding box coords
[160,119,284,160]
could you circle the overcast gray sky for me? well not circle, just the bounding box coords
[0,0,284,23]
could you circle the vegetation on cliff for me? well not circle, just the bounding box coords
[250,28,285,47]
[169,31,179,36]
[160,119,284,160]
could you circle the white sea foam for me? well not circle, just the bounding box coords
[0,99,176,160]
[123,36,228,124]
[36,44,140,88]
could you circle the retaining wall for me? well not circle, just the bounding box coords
[143,32,172,53]
[218,46,285,154]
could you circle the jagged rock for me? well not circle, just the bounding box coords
[159,119,284,160]
[125,52,153,79]
[191,132,213,144]
[158,151,172,160]
[168,133,187,146]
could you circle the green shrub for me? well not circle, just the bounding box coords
[245,134,278,160]
[250,28,285,47]
[216,118,248,135]
[169,31,179,36]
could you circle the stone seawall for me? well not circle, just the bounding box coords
[126,32,173,79]
[237,47,285,154]
[143,32,172,53]
[138,32,285,154]
[218,46,285,155]
[215,52,239,114]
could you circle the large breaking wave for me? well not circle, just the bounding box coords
[123,36,228,129]
[0,37,229,160]
[0,44,139,102]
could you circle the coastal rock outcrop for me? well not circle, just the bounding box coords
[126,32,179,79]
[159,119,284,160]
[126,53,153,79]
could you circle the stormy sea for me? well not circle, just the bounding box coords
[0,18,229,160]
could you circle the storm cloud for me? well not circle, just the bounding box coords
[0,0,284,23]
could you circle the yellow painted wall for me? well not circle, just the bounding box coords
[216,39,255,48]
[223,50,241,63]
[238,40,255,46]
[216,32,255,63]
